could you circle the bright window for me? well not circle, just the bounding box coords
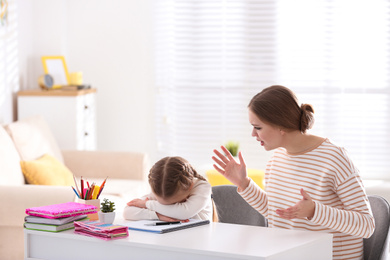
[154,0,390,180]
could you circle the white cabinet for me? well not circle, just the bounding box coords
[17,89,97,150]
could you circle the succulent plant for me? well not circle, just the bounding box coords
[100,198,115,213]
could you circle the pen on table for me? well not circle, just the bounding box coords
[145,221,181,226]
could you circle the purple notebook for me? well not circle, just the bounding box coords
[26,202,98,219]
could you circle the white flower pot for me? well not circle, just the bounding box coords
[98,212,116,224]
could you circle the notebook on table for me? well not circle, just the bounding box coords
[74,221,129,240]
[24,214,88,225]
[24,221,76,232]
[25,202,97,219]
[125,219,210,234]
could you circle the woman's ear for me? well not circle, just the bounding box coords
[279,128,286,136]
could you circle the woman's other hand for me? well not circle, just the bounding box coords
[212,146,250,191]
[276,189,315,220]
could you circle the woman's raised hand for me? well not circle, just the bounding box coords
[212,146,250,191]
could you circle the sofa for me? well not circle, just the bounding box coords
[0,115,150,260]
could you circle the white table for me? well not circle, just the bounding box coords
[24,221,332,260]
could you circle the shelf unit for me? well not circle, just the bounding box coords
[17,88,97,150]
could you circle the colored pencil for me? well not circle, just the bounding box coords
[71,186,80,198]
[88,183,95,200]
[73,174,81,196]
[84,188,89,200]
[81,177,84,199]
[96,183,106,199]
[96,177,108,199]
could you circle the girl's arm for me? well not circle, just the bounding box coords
[145,180,211,220]
[123,194,159,220]
[122,206,158,220]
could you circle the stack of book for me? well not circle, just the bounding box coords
[24,214,88,232]
[24,202,98,233]
[74,221,129,240]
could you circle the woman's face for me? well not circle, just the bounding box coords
[248,109,283,151]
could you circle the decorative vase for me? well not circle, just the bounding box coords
[98,211,116,224]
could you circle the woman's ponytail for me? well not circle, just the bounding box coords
[300,103,315,133]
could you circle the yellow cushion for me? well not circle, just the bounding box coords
[20,154,74,186]
[206,168,265,189]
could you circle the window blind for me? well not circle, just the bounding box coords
[154,0,390,180]
[0,0,18,124]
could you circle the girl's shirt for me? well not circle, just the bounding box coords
[123,178,213,221]
[239,138,375,260]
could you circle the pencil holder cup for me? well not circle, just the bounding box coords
[76,198,100,221]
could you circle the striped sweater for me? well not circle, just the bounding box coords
[239,138,375,260]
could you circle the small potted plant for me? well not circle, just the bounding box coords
[98,198,116,224]
[225,141,239,157]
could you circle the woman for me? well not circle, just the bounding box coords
[212,85,374,260]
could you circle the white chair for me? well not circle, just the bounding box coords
[364,195,390,260]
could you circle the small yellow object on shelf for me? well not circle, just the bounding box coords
[206,168,265,189]
[69,71,83,85]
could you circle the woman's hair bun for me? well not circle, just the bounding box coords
[300,103,315,133]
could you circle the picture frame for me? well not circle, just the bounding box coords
[41,56,70,89]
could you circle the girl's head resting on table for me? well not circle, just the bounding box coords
[248,85,315,134]
[148,156,207,205]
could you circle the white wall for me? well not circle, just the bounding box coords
[17,0,156,159]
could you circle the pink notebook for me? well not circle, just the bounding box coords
[25,202,98,219]
[74,221,129,240]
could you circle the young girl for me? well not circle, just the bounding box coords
[212,85,374,260]
[123,156,216,222]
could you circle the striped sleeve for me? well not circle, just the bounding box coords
[237,139,374,259]
[311,174,375,238]
[239,178,268,218]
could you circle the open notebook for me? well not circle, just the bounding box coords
[125,219,210,234]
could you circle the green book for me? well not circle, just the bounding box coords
[24,221,75,232]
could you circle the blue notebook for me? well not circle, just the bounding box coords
[125,219,210,234]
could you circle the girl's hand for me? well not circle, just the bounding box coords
[127,198,149,208]
[212,146,250,191]
[276,189,315,220]
[156,212,189,222]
